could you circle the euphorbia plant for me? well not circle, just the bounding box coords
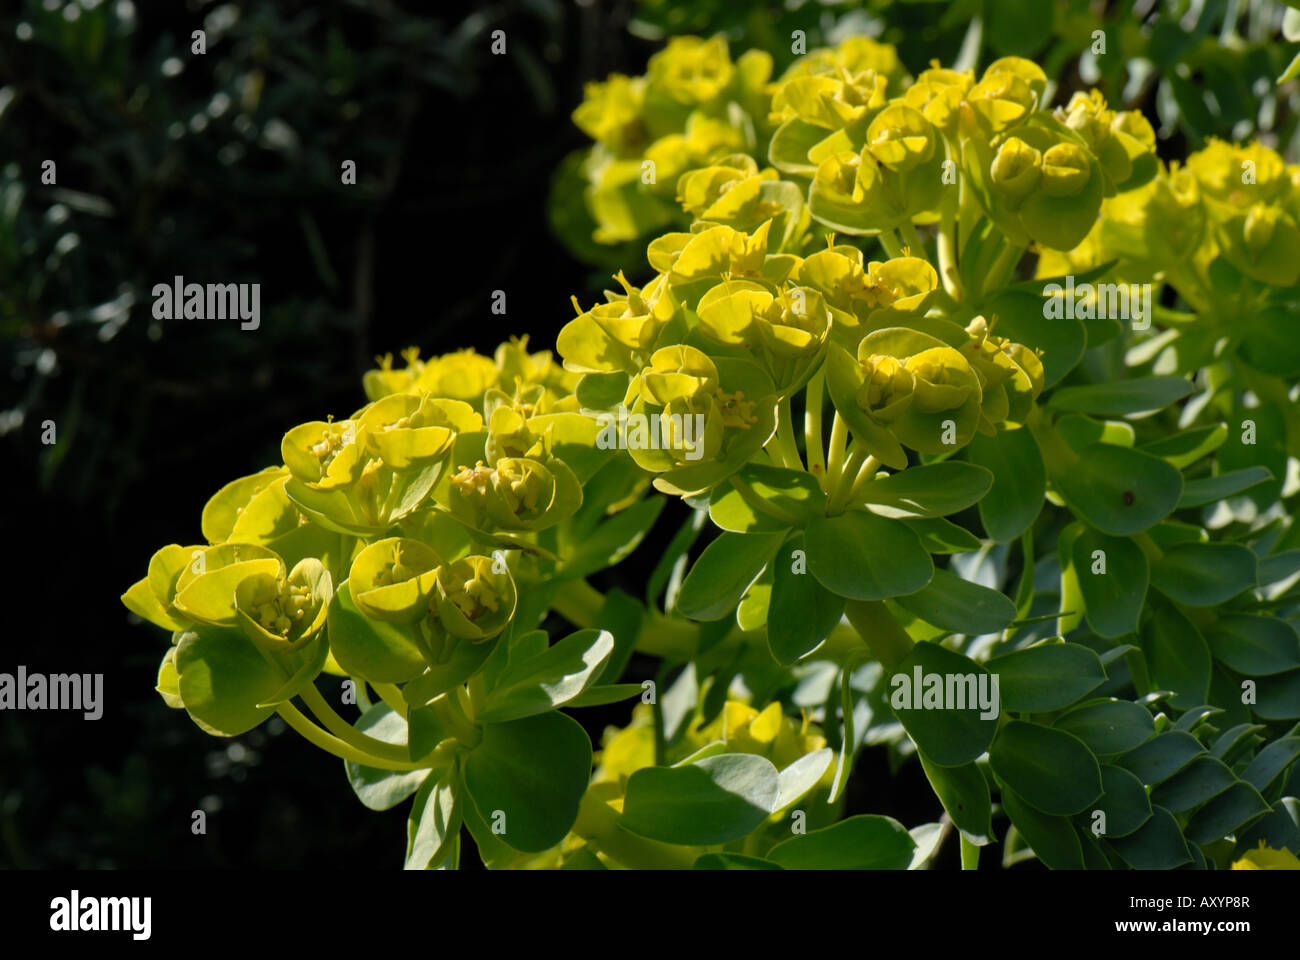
[124,35,1300,870]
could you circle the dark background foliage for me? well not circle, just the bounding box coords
[3,0,1292,869]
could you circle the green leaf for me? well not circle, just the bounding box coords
[647,509,707,608]
[1140,603,1211,710]
[984,291,1085,389]
[919,754,993,843]
[1049,377,1193,417]
[1053,700,1155,757]
[1210,722,1267,763]
[766,815,915,869]
[1054,414,1135,450]
[767,533,844,664]
[891,641,999,767]
[1149,756,1237,813]
[405,765,458,870]
[1115,731,1206,786]
[989,721,1102,815]
[1105,806,1192,869]
[1255,669,1300,720]
[1205,616,1300,677]
[173,627,283,737]
[736,565,772,631]
[1138,426,1227,470]
[561,497,665,581]
[709,482,792,533]
[1138,424,1228,470]
[710,463,826,532]
[1279,48,1300,84]
[774,747,834,810]
[858,462,993,519]
[620,753,780,846]
[478,628,614,723]
[1173,705,1223,733]
[1070,529,1148,638]
[987,642,1106,712]
[327,581,427,684]
[1242,737,1300,795]
[674,531,784,621]
[345,703,430,811]
[1185,782,1272,846]
[1150,542,1258,606]
[894,568,1016,635]
[1054,443,1182,535]
[574,372,630,411]
[1178,467,1273,508]
[900,516,983,553]
[462,711,592,853]
[998,783,1084,869]
[1093,765,1153,838]
[565,683,644,708]
[805,509,934,600]
[401,635,502,711]
[966,427,1046,542]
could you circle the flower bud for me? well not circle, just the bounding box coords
[990,137,1043,201]
[866,104,936,173]
[1040,142,1092,197]
[1243,203,1279,254]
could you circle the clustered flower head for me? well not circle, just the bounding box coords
[123,31,1300,873]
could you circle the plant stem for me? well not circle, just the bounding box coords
[774,396,804,470]
[843,599,914,671]
[431,692,481,749]
[823,411,849,495]
[982,241,1025,298]
[960,834,981,870]
[370,681,408,716]
[879,229,905,259]
[938,168,964,300]
[275,702,432,770]
[900,219,928,262]
[804,371,826,482]
[826,444,869,514]
[298,682,413,763]
[846,454,882,500]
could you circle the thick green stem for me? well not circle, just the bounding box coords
[431,692,482,749]
[826,444,868,514]
[843,599,915,671]
[938,162,964,300]
[879,229,905,259]
[774,396,804,470]
[960,834,981,870]
[370,681,408,716]
[823,411,850,495]
[846,454,882,501]
[299,682,413,764]
[276,702,434,771]
[982,241,1025,298]
[804,371,827,482]
[900,219,928,262]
